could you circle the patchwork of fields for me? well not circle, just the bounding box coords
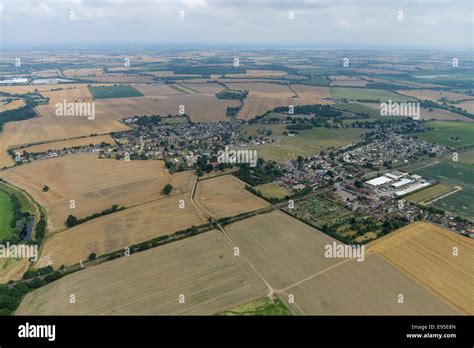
[2,154,196,231]
[17,231,268,315]
[1,58,472,318]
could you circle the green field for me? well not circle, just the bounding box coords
[329,87,415,102]
[336,102,381,118]
[253,182,292,200]
[414,121,474,148]
[301,76,329,86]
[89,85,144,99]
[296,67,338,75]
[414,161,474,191]
[405,183,452,204]
[0,190,14,241]
[219,297,292,316]
[431,190,474,220]
[242,124,367,162]
[413,160,474,219]
[0,183,35,213]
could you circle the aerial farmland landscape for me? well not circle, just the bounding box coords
[0,0,472,345]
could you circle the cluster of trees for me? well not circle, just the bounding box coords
[287,124,313,131]
[420,100,473,119]
[162,184,173,195]
[66,205,125,227]
[381,218,408,235]
[274,104,343,118]
[216,89,248,101]
[194,154,230,176]
[2,193,32,244]
[225,105,242,117]
[135,115,162,126]
[235,160,282,186]
[0,97,38,132]
[0,266,68,315]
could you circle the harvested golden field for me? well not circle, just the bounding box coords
[358,102,472,122]
[237,97,294,120]
[0,99,25,112]
[179,82,225,94]
[419,108,473,122]
[194,175,269,219]
[225,70,288,78]
[282,254,460,315]
[149,71,200,77]
[0,258,29,284]
[237,85,334,120]
[290,85,333,103]
[133,84,184,97]
[63,68,105,77]
[31,69,60,78]
[96,94,239,122]
[226,82,296,98]
[17,231,267,315]
[0,84,92,95]
[2,154,195,231]
[37,192,207,267]
[329,76,368,87]
[17,135,115,155]
[79,75,155,83]
[369,221,474,314]
[455,101,474,114]
[40,85,93,104]
[225,210,341,289]
[397,89,473,102]
[0,102,129,168]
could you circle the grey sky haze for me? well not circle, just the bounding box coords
[0,0,472,49]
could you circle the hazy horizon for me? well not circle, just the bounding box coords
[0,0,473,50]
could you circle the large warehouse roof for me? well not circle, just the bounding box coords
[391,178,414,188]
[366,176,392,187]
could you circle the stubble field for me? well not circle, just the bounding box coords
[368,221,474,314]
[17,230,268,315]
[283,254,460,315]
[194,175,269,219]
[225,210,342,290]
[38,192,207,267]
[1,154,196,231]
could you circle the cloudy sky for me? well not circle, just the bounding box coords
[0,0,472,49]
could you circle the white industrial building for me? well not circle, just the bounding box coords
[385,170,408,180]
[366,176,392,187]
[391,178,414,188]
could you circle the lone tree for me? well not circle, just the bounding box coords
[88,253,97,261]
[66,215,78,227]
[162,184,173,195]
[42,185,49,192]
